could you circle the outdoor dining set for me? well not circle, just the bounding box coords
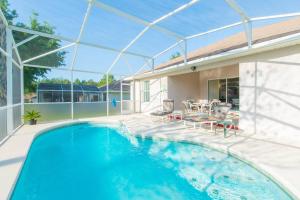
[151,99,239,137]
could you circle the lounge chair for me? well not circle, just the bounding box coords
[150,99,174,120]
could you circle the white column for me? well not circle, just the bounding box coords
[6,27,13,133]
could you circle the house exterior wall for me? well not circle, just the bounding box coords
[138,77,168,113]
[133,45,300,146]
[168,72,200,110]
[199,65,239,101]
[133,81,141,112]
[239,45,300,145]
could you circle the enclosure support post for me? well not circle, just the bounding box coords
[183,39,187,66]
[244,21,252,48]
[120,78,123,114]
[6,27,13,134]
[224,0,252,48]
[21,66,24,120]
[106,73,109,116]
[71,70,74,119]
[151,59,154,71]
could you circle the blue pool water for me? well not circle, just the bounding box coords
[12,123,292,200]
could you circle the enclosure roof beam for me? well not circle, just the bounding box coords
[186,21,243,40]
[151,11,300,68]
[134,62,149,76]
[14,34,39,48]
[93,0,184,40]
[70,1,94,70]
[152,21,242,60]
[106,0,200,73]
[224,0,252,47]
[22,43,76,64]
[23,64,106,75]
[153,40,183,59]
[9,25,151,59]
[224,0,250,22]
[251,12,300,21]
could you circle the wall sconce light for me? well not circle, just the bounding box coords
[191,66,197,72]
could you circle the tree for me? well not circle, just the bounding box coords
[0,0,66,94]
[74,78,82,85]
[74,78,98,86]
[38,78,71,84]
[0,0,17,24]
[170,52,181,60]
[98,74,115,87]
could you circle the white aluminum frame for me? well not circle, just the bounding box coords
[0,11,24,143]
[1,0,299,123]
[93,0,184,40]
[106,0,200,74]
[224,0,252,48]
[14,34,39,49]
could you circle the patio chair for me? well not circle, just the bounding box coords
[213,104,236,137]
[209,99,221,115]
[182,101,198,114]
[200,99,221,115]
[150,99,174,120]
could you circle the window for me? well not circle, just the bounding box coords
[208,77,239,110]
[143,81,150,102]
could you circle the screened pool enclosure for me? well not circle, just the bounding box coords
[1,0,300,141]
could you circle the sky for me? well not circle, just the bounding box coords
[9,0,300,81]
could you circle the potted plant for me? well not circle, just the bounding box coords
[24,110,41,125]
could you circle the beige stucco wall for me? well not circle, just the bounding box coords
[133,44,300,146]
[199,65,239,101]
[239,45,300,146]
[168,72,200,110]
[133,81,141,112]
[139,77,168,113]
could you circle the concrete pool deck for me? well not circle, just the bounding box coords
[0,114,299,199]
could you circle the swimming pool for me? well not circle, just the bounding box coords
[11,123,292,200]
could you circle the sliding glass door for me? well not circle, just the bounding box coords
[208,77,239,110]
[227,77,239,110]
[208,79,226,103]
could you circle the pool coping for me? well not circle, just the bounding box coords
[0,118,299,200]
